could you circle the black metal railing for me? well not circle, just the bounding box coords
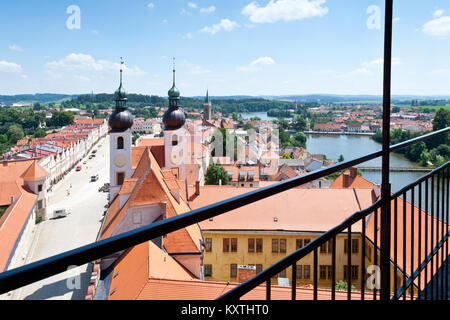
[218,157,449,301]
[0,0,449,300]
[0,128,448,299]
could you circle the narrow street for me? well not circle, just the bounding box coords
[10,135,110,300]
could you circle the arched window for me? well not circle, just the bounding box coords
[172,134,178,146]
[117,136,124,149]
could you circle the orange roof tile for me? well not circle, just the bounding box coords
[20,161,48,181]
[0,187,37,271]
[191,187,374,233]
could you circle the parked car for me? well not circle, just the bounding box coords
[91,175,99,182]
[76,165,82,171]
[52,208,70,219]
[89,155,93,159]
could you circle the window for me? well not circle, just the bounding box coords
[256,238,263,253]
[116,172,125,186]
[231,238,238,252]
[172,134,178,146]
[37,199,43,210]
[279,269,286,278]
[223,238,230,252]
[230,264,237,278]
[344,239,359,254]
[205,238,212,252]
[320,241,330,254]
[117,136,124,149]
[344,266,359,280]
[280,239,287,253]
[296,239,303,250]
[351,266,359,280]
[296,265,302,279]
[304,239,311,246]
[320,265,327,280]
[272,239,279,253]
[255,264,263,274]
[352,239,359,254]
[248,238,255,253]
[365,243,372,262]
[38,184,43,192]
[204,264,212,277]
[303,265,311,279]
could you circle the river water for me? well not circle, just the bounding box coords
[305,134,425,193]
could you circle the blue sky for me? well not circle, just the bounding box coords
[1,0,450,97]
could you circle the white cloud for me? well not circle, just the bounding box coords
[74,75,91,81]
[8,44,23,52]
[423,16,450,36]
[242,0,328,24]
[0,60,23,73]
[434,9,444,18]
[361,57,402,68]
[162,19,168,23]
[188,2,198,9]
[393,17,400,22]
[237,56,275,72]
[200,6,216,14]
[45,53,146,76]
[190,65,211,75]
[147,2,155,9]
[183,32,193,40]
[200,19,239,35]
[338,57,402,78]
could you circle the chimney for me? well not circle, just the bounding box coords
[195,181,200,196]
[343,173,351,188]
[10,196,14,204]
[161,202,167,220]
[350,167,358,178]
[219,179,222,186]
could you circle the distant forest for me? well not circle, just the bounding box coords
[60,93,298,116]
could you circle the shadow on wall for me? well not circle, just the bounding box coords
[22,264,92,300]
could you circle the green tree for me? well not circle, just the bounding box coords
[293,117,307,132]
[7,124,24,144]
[429,108,450,148]
[33,128,47,138]
[291,132,307,148]
[338,154,345,162]
[205,164,229,185]
[281,153,291,159]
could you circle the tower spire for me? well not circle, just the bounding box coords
[172,57,176,87]
[120,56,124,86]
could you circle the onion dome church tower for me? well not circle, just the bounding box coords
[163,59,187,180]
[108,58,134,200]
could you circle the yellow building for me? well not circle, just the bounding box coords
[190,186,376,290]
[191,185,443,295]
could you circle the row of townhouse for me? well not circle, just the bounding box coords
[5,119,108,192]
[131,117,162,135]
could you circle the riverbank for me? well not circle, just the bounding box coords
[304,131,375,136]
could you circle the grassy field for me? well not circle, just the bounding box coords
[402,105,450,112]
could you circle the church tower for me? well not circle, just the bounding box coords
[108,58,134,200]
[203,89,212,123]
[163,59,186,180]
